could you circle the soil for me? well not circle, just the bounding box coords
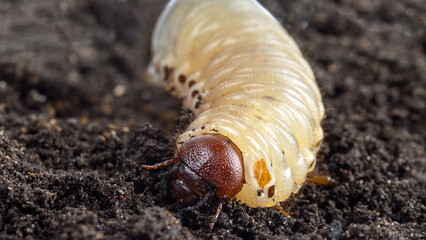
[0,0,425,239]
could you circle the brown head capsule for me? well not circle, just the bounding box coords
[141,134,244,228]
[169,134,244,206]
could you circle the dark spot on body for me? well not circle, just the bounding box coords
[188,80,196,88]
[268,185,275,198]
[179,74,186,84]
[192,90,199,98]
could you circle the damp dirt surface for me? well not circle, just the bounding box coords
[0,0,425,239]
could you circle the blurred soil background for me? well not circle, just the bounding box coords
[0,0,425,239]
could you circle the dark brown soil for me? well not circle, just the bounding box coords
[0,0,425,239]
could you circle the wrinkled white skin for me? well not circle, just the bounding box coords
[148,0,324,207]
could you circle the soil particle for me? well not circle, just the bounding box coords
[0,0,425,239]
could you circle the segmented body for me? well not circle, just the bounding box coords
[148,0,324,207]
